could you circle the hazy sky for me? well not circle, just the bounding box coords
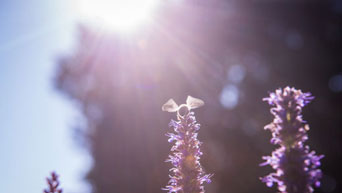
[0,1,91,193]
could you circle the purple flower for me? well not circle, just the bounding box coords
[43,172,63,193]
[162,96,212,193]
[261,87,324,193]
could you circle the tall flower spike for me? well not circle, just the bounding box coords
[162,96,212,193]
[260,87,324,193]
[43,172,63,193]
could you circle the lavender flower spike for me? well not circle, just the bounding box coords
[43,172,63,193]
[162,96,212,193]
[261,87,324,193]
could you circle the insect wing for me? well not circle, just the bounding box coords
[186,96,204,109]
[162,99,179,112]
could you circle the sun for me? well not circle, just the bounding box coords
[77,0,160,32]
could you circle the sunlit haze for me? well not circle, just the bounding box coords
[1,0,342,193]
[77,0,160,32]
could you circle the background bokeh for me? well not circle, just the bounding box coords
[1,0,341,193]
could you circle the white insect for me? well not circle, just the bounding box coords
[162,96,204,119]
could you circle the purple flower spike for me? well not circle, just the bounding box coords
[162,96,212,193]
[261,87,324,193]
[43,172,63,193]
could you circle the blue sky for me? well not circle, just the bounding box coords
[0,1,90,193]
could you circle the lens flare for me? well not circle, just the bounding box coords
[77,0,159,32]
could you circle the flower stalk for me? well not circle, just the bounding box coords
[162,96,212,193]
[261,87,324,193]
[44,172,63,193]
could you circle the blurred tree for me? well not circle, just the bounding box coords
[55,1,341,193]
